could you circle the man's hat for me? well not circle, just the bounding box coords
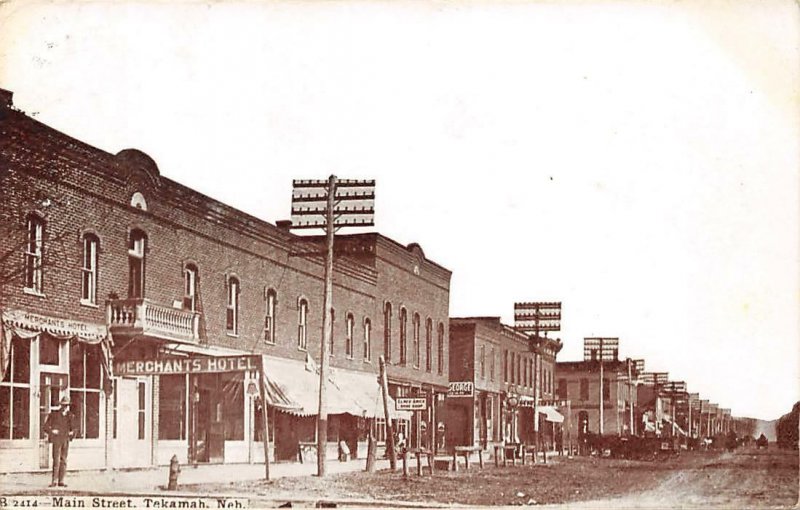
[60,395,71,405]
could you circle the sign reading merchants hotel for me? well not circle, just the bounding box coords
[114,355,259,375]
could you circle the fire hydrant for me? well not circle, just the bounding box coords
[167,454,180,490]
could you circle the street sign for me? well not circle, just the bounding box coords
[447,381,474,397]
[395,397,427,411]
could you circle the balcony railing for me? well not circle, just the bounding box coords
[107,298,200,344]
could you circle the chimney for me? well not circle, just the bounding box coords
[276,220,293,231]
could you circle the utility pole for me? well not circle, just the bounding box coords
[584,337,618,436]
[627,358,634,436]
[290,177,375,477]
[379,355,397,470]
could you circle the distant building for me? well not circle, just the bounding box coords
[448,317,563,451]
[556,358,638,437]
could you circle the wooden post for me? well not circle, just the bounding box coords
[494,446,500,467]
[257,358,271,480]
[478,449,484,469]
[378,356,397,471]
[402,449,409,478]
[416,451,422,476]
[316,175,337,477]
[453,451,458,472]
[365,433,376,473]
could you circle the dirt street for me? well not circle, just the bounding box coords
[184,447,798,508]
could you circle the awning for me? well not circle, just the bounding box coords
[259,356,412,420]
[332,368,412,420]
[539,405,565,423]
[1,308,112,382]
[161,342,251,357]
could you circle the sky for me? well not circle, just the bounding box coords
[0,0,798,421]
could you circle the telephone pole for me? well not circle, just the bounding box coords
[583,337,618,436]
[290,177,375,477]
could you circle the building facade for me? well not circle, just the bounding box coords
[0,90,450,472]
[447,317,563,452]
[556,359,638,438]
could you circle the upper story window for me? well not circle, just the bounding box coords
[490,348,495,381]
[503,350,508,383]
[80,234,99,305]
[127,229,147,299]
[557,378,567,399]
[603,378,610,400]
[412,313,420,369]
[383,303,392,362]
[425,318,432,373]
[183,264,198,312]
[345,313,355,359]
[399,308,408,366]
[437,322,445,375]
[298,298,308,351]
[264,289,277,344]
[480,344,486,379]
[226,276,240,335]
[24,214,44,294]
[580,378,589,400]
[363,318,372,362]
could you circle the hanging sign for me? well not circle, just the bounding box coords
[396,397,427,411]
[447,381,474,397]
[114,355,259,375]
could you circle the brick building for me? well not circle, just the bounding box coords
[556,357,638,438]
[0,90,450,472]
[447,317,563,452]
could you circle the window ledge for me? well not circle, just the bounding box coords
[80,300,100,309]
[297,346,307,352]
[363,359,372,364]
[23,287,46,298]
[226,332,239,338]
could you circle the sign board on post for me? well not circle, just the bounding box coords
[447,381,474,397]
[395,397,427,411]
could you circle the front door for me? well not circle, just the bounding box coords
[38,373,68,468]
[112,377,152,468]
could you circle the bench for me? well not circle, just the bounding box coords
[494,443,520,467]
[408,448,435,476]
[453,445,484,471]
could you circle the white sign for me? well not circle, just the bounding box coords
[448,381,474,397]
[396,397,427,411]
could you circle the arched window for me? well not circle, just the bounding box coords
[264,289,277,344]
[298,298,308,350]
[383,303,392,361]
[425,318,432,373]
[81,234,99,305]
[399,308,408,366]
[412,313,420,369]
[24,214,44,293]
[128,229,147,298]
[226,276,240,335]
[363,318,372,362]
[345,313,355,359]
[183,264,198,311]
[437,322,445,375]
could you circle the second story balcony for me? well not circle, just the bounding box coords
[107,298,200,345]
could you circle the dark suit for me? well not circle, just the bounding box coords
[43,409,76,485]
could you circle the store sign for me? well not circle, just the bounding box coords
[2,309,107,340]
[114,355,259,375]
[447,381,474,397]
[396,397,427,411]
[539,399,569,407]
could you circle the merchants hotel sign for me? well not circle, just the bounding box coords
[114,355,259,376]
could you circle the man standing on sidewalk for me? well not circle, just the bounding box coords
[44,395,76,487]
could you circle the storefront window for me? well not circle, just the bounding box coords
[221,373,244,440]
[69,341,102,439]
[159,374,186,440]
[39,334,60,366]
[0,338,31,439]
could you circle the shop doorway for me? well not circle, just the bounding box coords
[192,375,225,463]
[38,373,68,469]
[112,377,152,468]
